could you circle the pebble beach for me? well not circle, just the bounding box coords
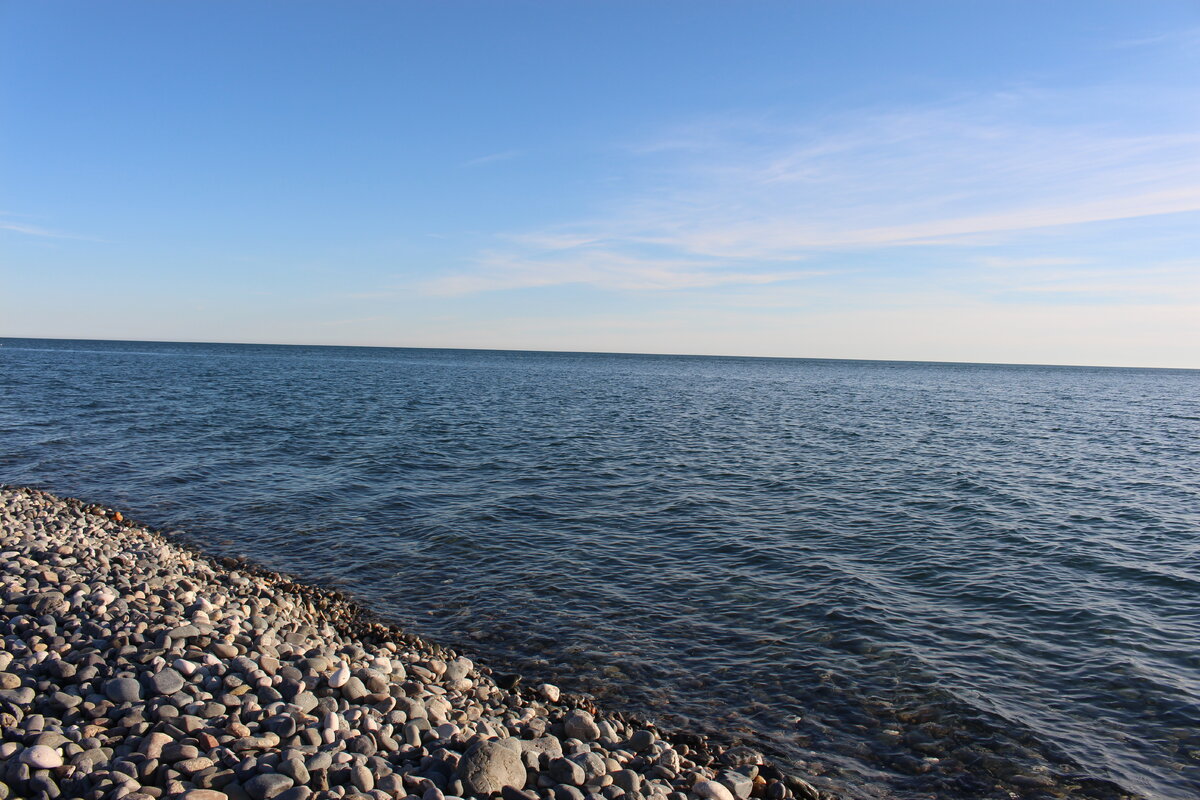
[0,486,824,800]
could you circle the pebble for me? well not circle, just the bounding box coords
[629,729,656,752]
[563,710,601,741]
[719,772,754,800]
[0,487,819,800]
[19,744,64,769]
[149,666,186,695]
[458,739,526,795]
[104,677,142,703]
[245,773,295,799]
[444,657,473,682]
[328,664,351,688]
[550,757,587,786]
[695,780,737,800]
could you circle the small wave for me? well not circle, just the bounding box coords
[4,340,1199,799]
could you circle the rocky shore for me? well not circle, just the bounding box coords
[0,486,827,800]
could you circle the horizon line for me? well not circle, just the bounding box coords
[1,334,1197,373]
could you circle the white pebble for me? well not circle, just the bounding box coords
[329,664,351,688]
[695,781,735,800]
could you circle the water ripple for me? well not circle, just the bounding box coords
[2,338,1198,799]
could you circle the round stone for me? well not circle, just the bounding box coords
[549,757,586,786]
[104,677,142,704]
[695,781,736,800]
[563,710,600,741]
[20,744,64,769]
[458,739,527,796]
[443,658,472,682]
[148,667,186,695]
[328,665,350,688]
[628,729,656,752]
[244,773,295,799]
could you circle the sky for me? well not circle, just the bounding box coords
[2,1,1199,368]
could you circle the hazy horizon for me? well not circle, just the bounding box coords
[6,334,1199,372]
[3,2,1199,368]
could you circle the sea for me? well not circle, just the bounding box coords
[1,338,1197,800]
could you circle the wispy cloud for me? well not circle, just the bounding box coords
[980,256,1090,269]
[435,85,1200,295]
[1,218,60,237]
[1,214,103,242]
[460,150,522,168]
[425,248,819,295]
[1112,26,1200,50]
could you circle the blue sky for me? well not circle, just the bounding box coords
[2,1,1199,367]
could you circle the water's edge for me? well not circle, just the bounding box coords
[6,483,1144,800]
[4,339,1197,800]
[2,483,830,800]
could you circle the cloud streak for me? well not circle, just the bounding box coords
[1,219,60,237]
[424,249,820,295]
[459,150,523,168]
[433,85,1200,295]
[1,215,105,242]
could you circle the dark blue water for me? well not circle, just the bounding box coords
[2,338,1198,800]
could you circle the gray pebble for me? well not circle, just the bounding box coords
[104,677,142,703]
[148,667,186,695]
[458,739,527,796]
[245,773,295,799]
[563,711,601,742]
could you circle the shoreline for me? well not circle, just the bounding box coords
[0,485,828,800]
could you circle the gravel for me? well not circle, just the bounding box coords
[0,486,826,800]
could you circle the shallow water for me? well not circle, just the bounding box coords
[2,338,1198,799]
